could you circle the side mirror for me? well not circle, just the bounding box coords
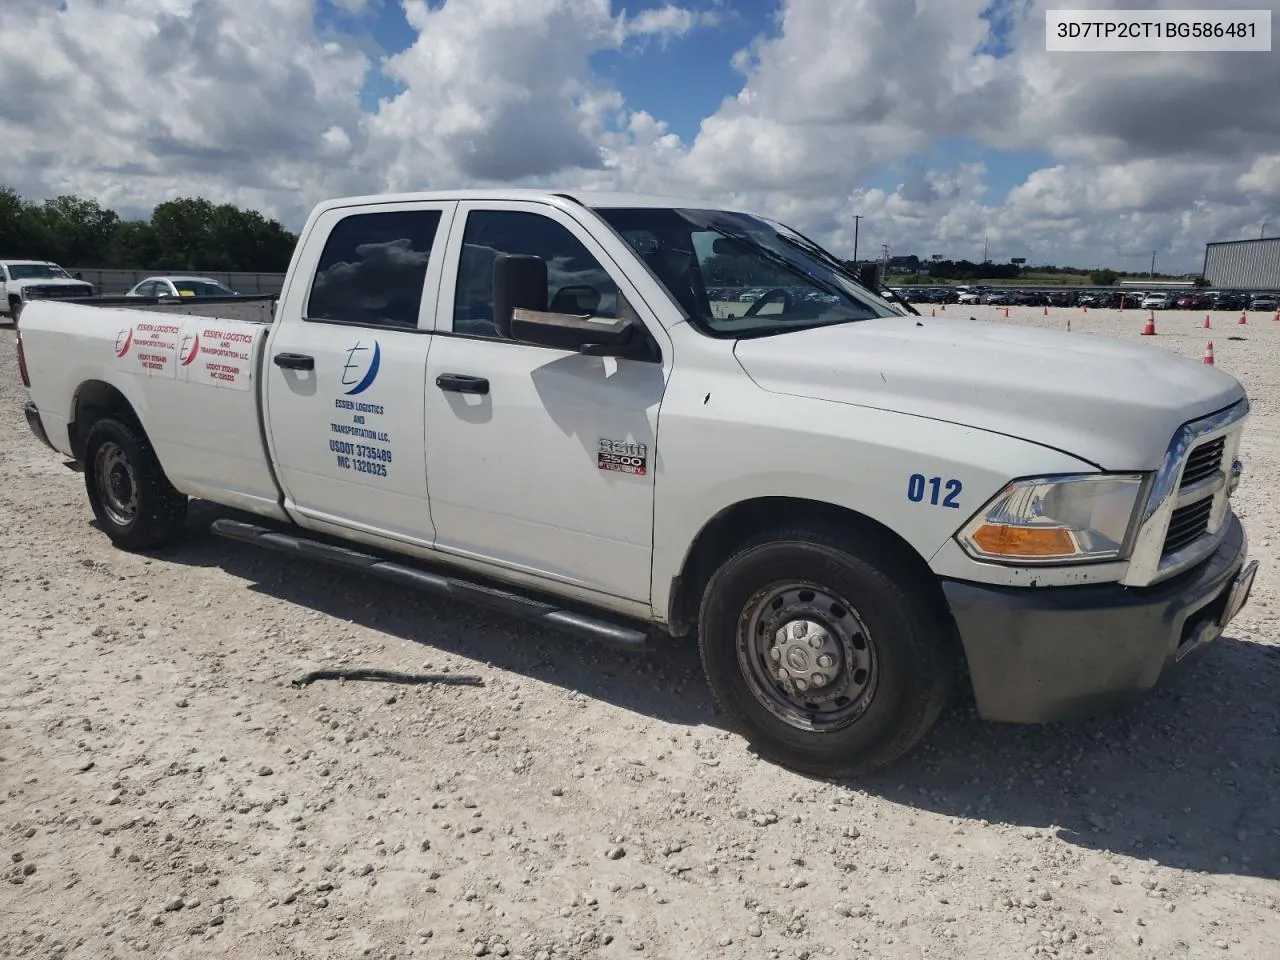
[858,262,880,291]
[510,311,631,350]
[510,293,661,363]
[492,253,548,338]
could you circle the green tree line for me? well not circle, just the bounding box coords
[0,187,297,272]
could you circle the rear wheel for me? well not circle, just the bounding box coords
[83,417,188,550]
[698,526,954,778]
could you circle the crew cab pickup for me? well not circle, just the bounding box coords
[16,189,1258,776]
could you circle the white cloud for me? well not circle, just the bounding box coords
[0,0,370,224]
[0,0,1276,270]
[1239,156,1280,201]
[625,4,719,39]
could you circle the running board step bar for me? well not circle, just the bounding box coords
[209,518,650,651]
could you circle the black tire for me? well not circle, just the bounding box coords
[83,417,188,550]
[698,526,955,778]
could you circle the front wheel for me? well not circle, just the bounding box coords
[698,527,955,778]
[83,417,188,550]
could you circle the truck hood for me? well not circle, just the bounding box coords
[732,317,1246,470]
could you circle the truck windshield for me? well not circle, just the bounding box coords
[591,207,902,338]
[6,264,71,280]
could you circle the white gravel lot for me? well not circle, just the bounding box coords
[2,305,1278,960]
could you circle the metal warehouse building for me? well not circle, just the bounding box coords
[1203,237,1280,290]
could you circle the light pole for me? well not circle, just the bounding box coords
[1150,250,1157,278]
[852,215,863,263]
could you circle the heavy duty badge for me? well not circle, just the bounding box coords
[598,438,648,475]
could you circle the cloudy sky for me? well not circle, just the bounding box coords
[2,0,1278,271]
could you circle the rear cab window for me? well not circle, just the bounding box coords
[306,210,443,330]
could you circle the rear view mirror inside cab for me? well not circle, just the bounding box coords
[711,236,751,256]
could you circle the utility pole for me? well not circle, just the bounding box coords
[1150,250,1157,278]
[1262,219,1268,239]
[983,236,988,263]
[852,215,863,263]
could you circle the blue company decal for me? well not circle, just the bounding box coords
[341,340,381,396]
[330,339,392,478]
[906,473,962,508]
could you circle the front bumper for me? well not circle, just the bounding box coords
[24,400,56,452]
[943,513,1254,723]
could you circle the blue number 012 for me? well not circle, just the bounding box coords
[907,473,962,508]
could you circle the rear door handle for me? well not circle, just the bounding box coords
[436,373,489,395]
[273,352,315,371]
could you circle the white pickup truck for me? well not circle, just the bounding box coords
[2,259,95,317]
[16,189,1258,776]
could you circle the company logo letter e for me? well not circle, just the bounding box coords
[341,340,382,396]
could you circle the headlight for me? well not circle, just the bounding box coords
[957,474,1146,564]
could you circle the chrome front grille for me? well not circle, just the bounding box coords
[1163,497,1214,555]
[1180,437,1226,488]
[1122,399,1249,587]
[1159,434,1230,559]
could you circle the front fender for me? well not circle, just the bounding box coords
[651,388,1094,620]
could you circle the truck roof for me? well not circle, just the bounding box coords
[312,188,740,216]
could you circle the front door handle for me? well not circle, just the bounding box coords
[436,373,489,395]
[273,352,315,371]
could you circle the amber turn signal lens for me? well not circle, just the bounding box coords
[969,524,1077,558]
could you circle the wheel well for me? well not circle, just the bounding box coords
[70,380,141,460]
[667,497,956,644]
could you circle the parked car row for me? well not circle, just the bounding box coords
[2,259,243,321]
[707,285,841,306]
[892,285,1280,311]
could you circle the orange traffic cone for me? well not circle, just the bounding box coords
[1274,309,1279,322]
[1203,341,1214,365]
[931,307,936,317]
[1004,307,1010,318]
[1043,305,1048,316]
[1141,315,1156,336]
[1239,311,1247,325]
[940,303,945,311]
[1203,314,1211,328]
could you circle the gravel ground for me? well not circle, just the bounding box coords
[2,306,1278,960]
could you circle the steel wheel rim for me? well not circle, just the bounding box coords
[736,581,879,732]
[95,441,138,527]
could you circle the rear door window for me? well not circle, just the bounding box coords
[306,210,443,329]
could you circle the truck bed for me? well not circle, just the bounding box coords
[19,299,286,520]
